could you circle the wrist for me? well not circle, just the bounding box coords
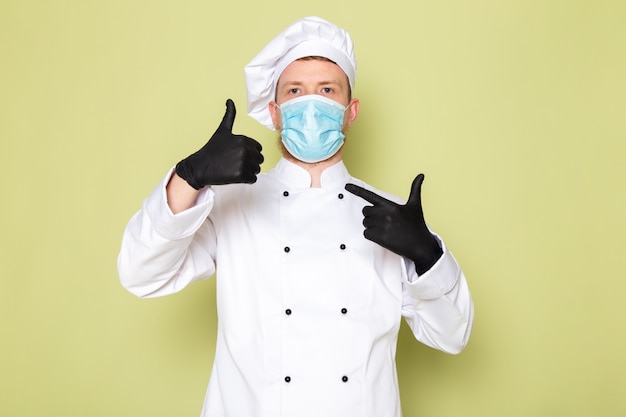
[166,172,202,214]
[175,160,205,190]
[411,238,443,275]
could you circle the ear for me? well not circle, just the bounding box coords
[344,98,360,129]
[268,101,281,130]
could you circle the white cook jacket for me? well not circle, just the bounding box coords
[118,158,474,417]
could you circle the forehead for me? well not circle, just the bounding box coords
[277,59,349,87]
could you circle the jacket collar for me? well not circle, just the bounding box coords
[271,157,351,189]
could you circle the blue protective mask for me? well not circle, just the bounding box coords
[278,95,348,163]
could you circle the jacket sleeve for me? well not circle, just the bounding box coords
[117,168,218,298]
[400,235,474,354]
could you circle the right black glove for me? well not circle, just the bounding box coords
[175,99,264,189]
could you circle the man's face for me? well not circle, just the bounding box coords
[269,58,359,133]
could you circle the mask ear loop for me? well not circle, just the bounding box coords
[342,101,353,123]
[270,101,284,132]
[270,101,282,112]
[343,96,357,113]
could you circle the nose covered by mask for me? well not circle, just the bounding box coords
[277,95,348,163]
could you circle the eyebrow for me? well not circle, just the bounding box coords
[280,80,342,88]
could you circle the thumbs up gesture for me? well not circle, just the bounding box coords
[345,174,443,274]
[175,99,264,189]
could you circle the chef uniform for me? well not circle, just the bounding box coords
[118,16,473,417]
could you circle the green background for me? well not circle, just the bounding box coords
[2,1,625,416]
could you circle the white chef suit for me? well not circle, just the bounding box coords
[118,157,474,417]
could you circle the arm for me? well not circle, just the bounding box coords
[346,174,473,353]
[401,238,474,354]
[117,168,217,298]
[117,99,264,297]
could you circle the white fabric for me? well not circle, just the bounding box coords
[245,16,357,129]
[118,158,474,417]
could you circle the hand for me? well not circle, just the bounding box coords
[345,174,443,274]
[175,99,264,189]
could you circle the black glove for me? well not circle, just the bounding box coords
[175,99,264,189]
[345,174,443,275]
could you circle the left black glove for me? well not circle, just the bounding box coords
[345,174,443,275]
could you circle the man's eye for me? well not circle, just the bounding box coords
[289,88,300,94]
[322,87,333,93]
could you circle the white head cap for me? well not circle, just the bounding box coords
[244,16,357,129]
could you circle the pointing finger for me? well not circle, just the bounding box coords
[345,183,392,206]
[406,173,425,205]
[219,99,236,133]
